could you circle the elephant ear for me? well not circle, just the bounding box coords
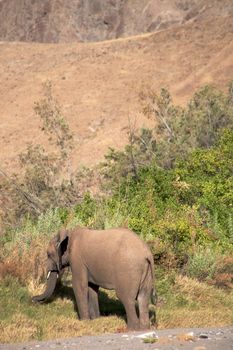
[57,230,69,271]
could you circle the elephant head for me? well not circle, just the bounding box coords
[32,229,69,303]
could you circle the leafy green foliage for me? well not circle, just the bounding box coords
[175,129,233,242]
[101,127,157,191]
[74,193,97,226]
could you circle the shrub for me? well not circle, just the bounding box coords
[185,248,219,281]
[175,129,233,243]
[0,82,81,229]
[100,127,157,192]
[140,83,233,168]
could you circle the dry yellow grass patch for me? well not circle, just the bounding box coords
[158,308,233,329]
[0,313,39,343]
[157,275,233,329]
[175,275,233,307]
[27,278,47,296]
[41,315,125,340]
[0,238,48,284]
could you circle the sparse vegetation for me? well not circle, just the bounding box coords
[139,84,233,168]
[0,82,81,228]
[0,83,233,343]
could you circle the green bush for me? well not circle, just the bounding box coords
[185,248,220,281]
[175,129,233,243]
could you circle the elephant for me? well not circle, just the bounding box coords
[32,227,157,330]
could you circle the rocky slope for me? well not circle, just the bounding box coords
[0,0,233,43]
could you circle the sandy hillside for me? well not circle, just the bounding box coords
[0,15,233,173]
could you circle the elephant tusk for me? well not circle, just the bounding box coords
[47,270,59,280]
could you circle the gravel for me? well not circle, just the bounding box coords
[1,327,233,350]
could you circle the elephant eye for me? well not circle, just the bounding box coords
[47,252,51,258]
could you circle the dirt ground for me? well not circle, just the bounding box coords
[1,327,232,350]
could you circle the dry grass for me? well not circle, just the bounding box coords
[175,275,233,307]
[0,294,125,343]
[157,275,233,329]
[0,314,39,343]
[213,257,233,289]
[0,312,125,343]
[27,278,47,297]
[158,308,233,329]
[41,315,125,340]
[1,273,233,343]
[0,238,48,284]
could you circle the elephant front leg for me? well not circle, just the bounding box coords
[88,283,100,319]
[72,268,89,320]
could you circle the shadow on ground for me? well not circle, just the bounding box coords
[51,280,156,326]
[52,281,126,320]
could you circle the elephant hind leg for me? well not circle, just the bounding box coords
[122,299,140,330]
[88,283,100,319]
[137,291,150,329]
[137,261,153,329]
[116,290,139,330]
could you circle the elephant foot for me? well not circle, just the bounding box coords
[126,320,140,331]
[90,314,100,320]
[139,324,150,331]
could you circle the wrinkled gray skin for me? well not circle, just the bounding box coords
[32,227,156,330]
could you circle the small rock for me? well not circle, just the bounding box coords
[177,332,195,342]
[135,331,158,339]
[216,331,224,335]
[199,334,209,339]
[193,347,206,350]
[187,332,194,337]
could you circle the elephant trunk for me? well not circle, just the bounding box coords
[32,270,58,303]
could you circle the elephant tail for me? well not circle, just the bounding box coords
[151,285,157,305]
[147,256,157,305]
